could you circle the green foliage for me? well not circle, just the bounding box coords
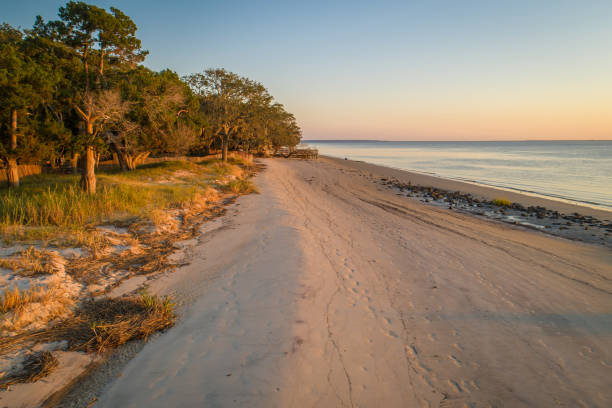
[111,67,199,163]
[0,24,60,162]
[1,2,301,192]
[139,289,174,316]
[492,198,512,207]
[224,179,258,194]
[184,68,301,158]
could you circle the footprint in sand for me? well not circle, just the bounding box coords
[578,346,594,360]
[448,355,463,367]
[406,344,418,357]
[447,379,464,393]
[453,343,464,351]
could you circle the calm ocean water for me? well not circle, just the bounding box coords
[305,140,612,211]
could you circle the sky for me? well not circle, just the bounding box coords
[4,0,612,141]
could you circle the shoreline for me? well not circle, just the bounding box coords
[322,155,612,248]
[322,155,612,219]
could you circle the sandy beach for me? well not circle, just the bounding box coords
[87,157,612,407]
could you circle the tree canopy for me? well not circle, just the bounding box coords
[1,1,301,193]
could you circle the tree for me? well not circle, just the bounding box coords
[184,68,281,162]
[110,68,198,170]
[186,69,247,162]
[39,1,147,193]
[0,24,57,187]
[267,105,301,152]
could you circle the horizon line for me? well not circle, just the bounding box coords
[302,139,612,143]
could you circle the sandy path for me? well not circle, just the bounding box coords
[96,158,612,407]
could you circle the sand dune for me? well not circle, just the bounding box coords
[95,158,612,407]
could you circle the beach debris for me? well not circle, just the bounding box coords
[0,351,58,390]
[372,174,611,248]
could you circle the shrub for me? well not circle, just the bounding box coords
[225,179,258,194]
[492,198,512,207]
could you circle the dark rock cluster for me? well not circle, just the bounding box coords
[375,176,611,248]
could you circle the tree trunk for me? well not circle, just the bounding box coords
[110,142,128,171]
[7,109,19,187]
[6,158,19,188]
[70,153,80,173]
[124,154,136,171]
[10,109,17,151]
[222,134,228,162]
[80,145,96,194]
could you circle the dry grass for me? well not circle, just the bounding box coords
[70,293,175,353]
[0,158,257,385]
[0,351,59,390]
[209,162,244,179]
[0,247,61,276]
[0,292,175,355]
[1,283,75,333]
[0,285,53,315]
[68,203,227,288]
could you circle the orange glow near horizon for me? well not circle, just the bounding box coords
[297,85,612,141]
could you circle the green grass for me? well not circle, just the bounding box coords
[224,179,258,194]
[0,160,252,244]
[492,198,512,207]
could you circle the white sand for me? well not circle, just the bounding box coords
[95,158,612,407]
[0,351,97,407]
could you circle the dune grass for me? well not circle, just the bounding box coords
[0,292,175,388]
[0,160,251,245]
[0,165,204,228]
[0,285,53,315]
[0,292,176,355]
[224,179,258,194]
[0,247,58,276]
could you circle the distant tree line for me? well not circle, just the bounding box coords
[0,1,301,193]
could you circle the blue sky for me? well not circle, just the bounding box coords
[4,1,612,140]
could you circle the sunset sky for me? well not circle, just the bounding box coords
[5,0,612,140]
